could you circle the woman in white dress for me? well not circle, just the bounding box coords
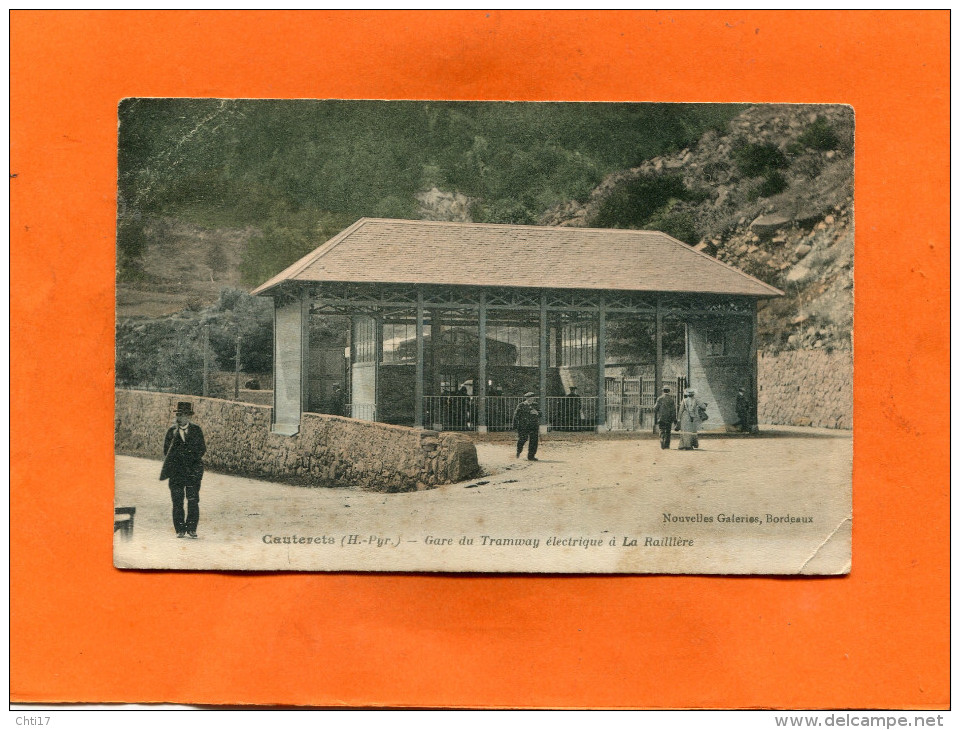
[676,388,707,450]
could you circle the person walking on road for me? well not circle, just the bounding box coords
[160,401,207,538]
[676,389,707,451]
[653,386,678,449]
[513,392,542,461]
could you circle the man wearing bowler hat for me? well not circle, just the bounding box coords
[653,386,678,450]
[512,392,541,461]
[160,401,207,538]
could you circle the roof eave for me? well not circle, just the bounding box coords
[253,277,783,299]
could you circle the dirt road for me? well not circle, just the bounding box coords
[115,428,851,574]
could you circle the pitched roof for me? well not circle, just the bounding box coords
[252,218,783,297]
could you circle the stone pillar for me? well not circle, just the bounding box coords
[686,313,752,430]
[272,290,309,435]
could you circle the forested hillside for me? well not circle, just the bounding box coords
[117,100,742,289]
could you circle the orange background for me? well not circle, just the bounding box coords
[10,11,949,708]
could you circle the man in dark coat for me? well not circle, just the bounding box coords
[563,386,582,431]
[512,392,541,461]
[653,386,678,449]
[330,384,345,417]
[160,401,207,538]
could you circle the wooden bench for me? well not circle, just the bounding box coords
[114,507,136,539]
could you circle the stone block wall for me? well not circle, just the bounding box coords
[115,390,480,492]
[758,350,852,429]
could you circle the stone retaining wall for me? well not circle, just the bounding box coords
[115,390,480,492]
[758,350,852,429]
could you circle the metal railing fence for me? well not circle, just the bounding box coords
[347,403,377,421]
[422,395,599,432]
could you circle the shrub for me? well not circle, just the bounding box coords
[115,318,211,395]
[645,202,699,245]
[797,116,840,151]
[732,141,789,177]
[207,289,275,373]
[475,199,536,225]
[373,195,415,219]
[684,185,713,204]
[753,171,788,199]
[590,174,689,229]
[791,154,824,179]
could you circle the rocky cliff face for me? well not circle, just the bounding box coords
[540,104,854,353]
[416,187,475,222]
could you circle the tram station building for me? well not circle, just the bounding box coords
[252,218,783,435]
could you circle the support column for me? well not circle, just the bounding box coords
[539,292,548,433]
[415,291,424,428]
[272,289,309,435]
[345,318,352,408]
[349,315,377,422]
[477,291,488,432]
[554,314,563,368]
[374,314,382,423]
[596,298,606,431]
[431,309,442,397]
[654,297,663,396]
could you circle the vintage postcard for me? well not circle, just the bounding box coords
[113,100,852,573]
